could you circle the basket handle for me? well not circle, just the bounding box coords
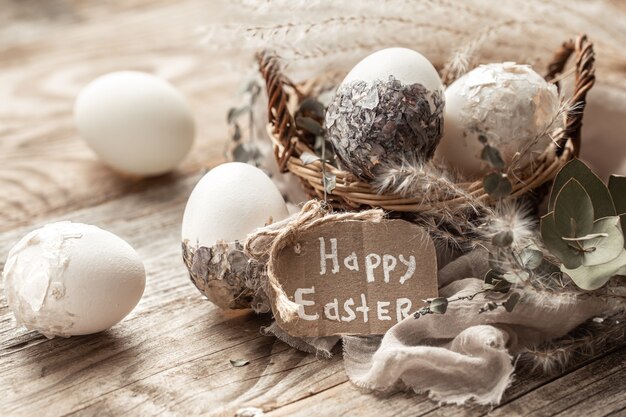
[545,34,595,157]
[258,50,300,172]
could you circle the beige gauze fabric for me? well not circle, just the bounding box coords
[342,250,625,405]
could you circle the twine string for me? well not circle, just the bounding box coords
[244,200,384,322]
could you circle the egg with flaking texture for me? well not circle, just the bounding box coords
[2,222,146,338]
[181,162,289,310]
[325,47,445,181]
[435,63,562,179]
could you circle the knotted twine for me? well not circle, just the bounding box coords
[244,199,384,323]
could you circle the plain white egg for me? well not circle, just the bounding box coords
[2,222,146,338]
[74,71,195,176]
[182,162,289,248]
[435,63,561,179]
[342,47,442,92]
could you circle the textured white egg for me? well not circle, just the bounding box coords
[2,222,146,338]
[182,162,289,248]
[325,48,444,180]
[74,71,195,176]
[435,63,561,179]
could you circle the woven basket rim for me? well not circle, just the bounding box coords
[258,35,595,213]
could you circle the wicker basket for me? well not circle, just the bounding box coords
[258,35,595,213]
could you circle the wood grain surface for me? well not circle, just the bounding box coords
[1,1,625,416]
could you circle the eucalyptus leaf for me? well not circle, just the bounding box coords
[484,270,512,292]
[520,248,544,270]
[541,213,582,269]
[429,297,448,314]
[232,123,242,142]
[298,97,326,119]
[230,359,250,367]
[503,270,530,283]
[554,178,594,238]
[503,292,521,312]
[227,106,250,124]
[481,145,505,169]
[578,216,624,267]
[479,301,499,313]
[299,152,321,165]
[561,248,626,290]
[324,172,336,195]
[549,159,616,219]
[483,173,512,198]
[296,116,324,136]
[232,143,260,164]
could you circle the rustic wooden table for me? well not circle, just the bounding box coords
[1,1,625,416]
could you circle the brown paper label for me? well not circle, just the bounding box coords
[272,219,438,337]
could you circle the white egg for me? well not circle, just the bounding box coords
[182,162,289,248]
[435,63,561,179]
[74,71,195,176]
[342,47,443,92]
[325,48,444,180]
[2,222,146,338]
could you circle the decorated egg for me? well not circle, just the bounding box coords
[435,63,561,178]
[2,222,146,338]
[74,71,195,176]
[325,48,444,181]
[181,162,289,310]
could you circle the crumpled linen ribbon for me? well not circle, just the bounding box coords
[244,202,624,405]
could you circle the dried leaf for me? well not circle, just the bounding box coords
[483,173,512,198]
[230,359,250,367]
[428,297,448,314]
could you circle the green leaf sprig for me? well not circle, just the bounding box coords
[541,159,626,290]
[480,136,513,199]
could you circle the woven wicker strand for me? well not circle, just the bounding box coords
[258,35,595,213]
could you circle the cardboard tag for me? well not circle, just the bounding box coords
[272,219,438,337]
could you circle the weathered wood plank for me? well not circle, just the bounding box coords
[0,0,243,232]
[484,347,626,417]
[1,1,626,416]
